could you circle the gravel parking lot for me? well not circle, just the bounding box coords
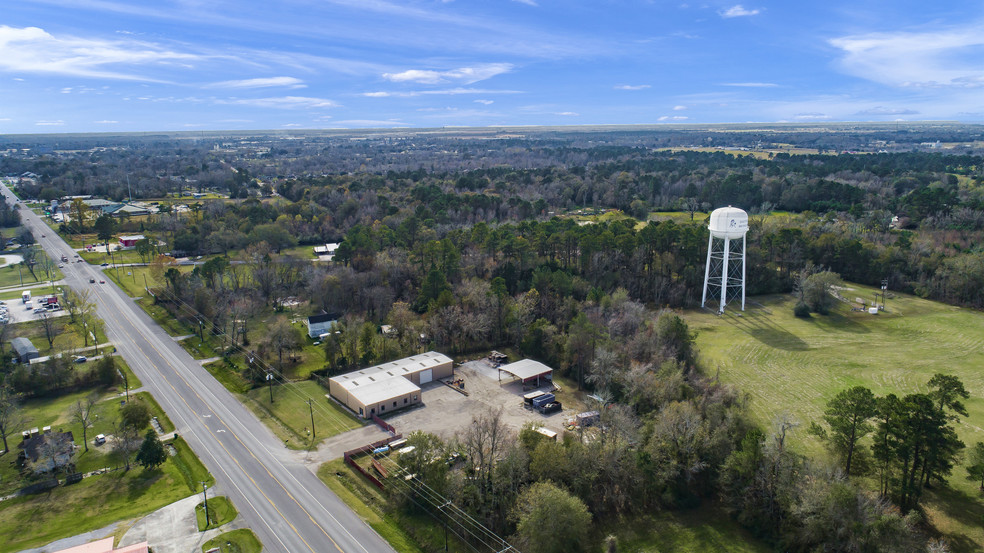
[384,359,569,441]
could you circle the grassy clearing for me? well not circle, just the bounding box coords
[317,459,427,553]
[242,380,362,450]
[687,285,984,551]
[0,438,208,553]
[105,266,158,298]
[203,358,252,395]
[0,262,52,288]
[80,248,148,266]
[196,495,238,531]
[132,391,175,433]
[201,528,262,553]
[600,504,770,553]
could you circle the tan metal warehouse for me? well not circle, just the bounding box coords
[328,351,453,418]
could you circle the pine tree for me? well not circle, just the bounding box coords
[135,429,168,470]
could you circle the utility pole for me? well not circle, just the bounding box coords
[266,372,274,404]
[308,399,315,439]
[117,368,129,402]
[201,481,210,527]
[439,501,451,552]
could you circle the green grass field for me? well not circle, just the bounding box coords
[687,285,984,551]
[0,436,210,553]
[317,459,428,553]
[196,495,237,531]
[201,528,262,553]
[242,380,362,449]
[600,504,770,553]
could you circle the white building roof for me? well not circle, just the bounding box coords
[346,376,421,407]
[499,359,553,380]
[330,351,451,391]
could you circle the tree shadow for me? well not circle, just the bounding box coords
[126,468,163,500]
[807,310,872,334]
[721,309,809,351]
[921,486,984,552]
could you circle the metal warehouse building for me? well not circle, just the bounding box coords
[328,351,453,418]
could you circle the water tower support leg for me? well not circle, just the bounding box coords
[701,234,713,308]
[720,236,730,313]
[741,234,746,311]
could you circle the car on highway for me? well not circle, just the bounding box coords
[99,279,105,284]
[57,263,64,268]
[41,234,45,237]
[89,278,95,283]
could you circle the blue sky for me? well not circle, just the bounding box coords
[2,0,984,133]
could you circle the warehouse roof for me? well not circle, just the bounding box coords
[346,376,421,407]
[330,351,451,390]
[498,359,553,381]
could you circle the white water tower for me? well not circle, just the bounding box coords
[701,206,749,312]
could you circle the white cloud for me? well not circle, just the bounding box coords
[555,112,579,116]
[474,99,494,105]
[615,84,650,90]
[207,77,305,89]
[719,5,760,18]
[94,120,118,124]
[511,0,538,6]
[220,96,337,109]
[673,105,687,111]
[830,24,984,88]
[794,112,830,120]
[330,120,408,127]
[0,25,200,81]
[35,120,65,125]
[721,82,778,88]
[383,63,513,84]
[658,115,689,121]
[854,106,919,116]
[362,88,521,97]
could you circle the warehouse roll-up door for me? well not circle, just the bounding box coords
[419,368,433,384]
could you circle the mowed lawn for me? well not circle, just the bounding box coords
[243,380,362,449]
[687,284,984,549]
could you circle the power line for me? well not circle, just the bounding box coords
[147,283,520,551]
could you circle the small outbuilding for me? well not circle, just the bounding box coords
[118,234,145,248]
[328,351,453,418]
[497,358,553,387]
[307,313,340,338]
[11,337,39,364]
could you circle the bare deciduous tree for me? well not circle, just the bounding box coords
[72,393,99,452]
[0,385,27,454]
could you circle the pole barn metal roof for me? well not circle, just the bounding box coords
[498,359,553,381]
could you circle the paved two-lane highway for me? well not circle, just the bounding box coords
[4,187,395,553]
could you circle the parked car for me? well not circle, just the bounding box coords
[33,307,45,313]
[94,434,106,445]
[100,263,109,267]
[73,356,87,363]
